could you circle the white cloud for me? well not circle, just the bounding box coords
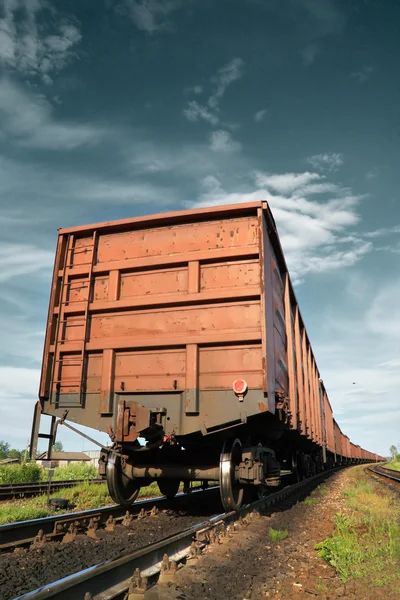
[208,57,245,110]
[209,129,241,153]
[376,244,400,255]
[183,100,219,125]
[184,57,245,127]
[0,1,81,83]
[254,109,267,122]
[364,225,400,238]
[350,65,374,84]
[254,171,322,194]
[300,43,319,66]
[190,169,369,283]
[0,78,106,149]
[0,242,54,282]
[123,0,182,34]
[377,359,400,369]
[307,152,343,172]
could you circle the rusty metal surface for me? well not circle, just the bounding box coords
[36,201,383,462]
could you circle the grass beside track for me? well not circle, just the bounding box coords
[0,463,98,484]
[383,461,400,472]
[0,480,202,525]
[0,481,163,524]
[315,466,400,589]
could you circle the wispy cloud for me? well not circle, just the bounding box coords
[123,0,183,34]
[307,152,343,172]
[254,108,267,122]
[0,78,106,150]
[183,57,245,126]
[377,359,400,370]
[209,129,241,153]
[254,171,322,194]
[189,168,369,283]
[300,43,319,66]
[364,225,400,238]
[0,1,81,84]
[350,65,374,84]
[208,57,245,110]
[183,100,219,125]
[0,242,54,282]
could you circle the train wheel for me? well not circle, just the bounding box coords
[219,438,244,511]
[106,453,141,507]
[158,479,180,499]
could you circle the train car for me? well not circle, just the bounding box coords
[29,201,382,510]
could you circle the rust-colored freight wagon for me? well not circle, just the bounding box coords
[30,201,381,509]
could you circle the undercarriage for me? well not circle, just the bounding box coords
[100,437,282,511]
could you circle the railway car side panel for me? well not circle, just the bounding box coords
[39,204,289,443]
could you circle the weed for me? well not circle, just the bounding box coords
[268,527,288,542]
[42,463,98,481]
[315,577,325,591]
[384,461,400,472]
[0,462,42,484]
[315,467,400,587]
[0,479,202,524]
[302,496,319,506]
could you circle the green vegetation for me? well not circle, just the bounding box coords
[0,440,25,461]
[302,496,319,506]
[301,484,328,506]
[0,482,111,524]
[42,462,98,481]
[0,481,159,524]
[315,578,326,592]
[315,467,400,589]
[268,527,288,542]
[0,480,202,524]
[384,461,400,472]
[0,462,42,484]
[0,460,98,484]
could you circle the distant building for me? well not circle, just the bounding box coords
[83,449,101,467]
[36,451,91,468]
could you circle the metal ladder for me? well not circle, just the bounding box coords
[51,231,97,407]
[29,232,97,460]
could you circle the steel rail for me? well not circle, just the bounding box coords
[14,469,335,600]
[368,465,400,483]
[0,486,218,551]
[0,478,104,501]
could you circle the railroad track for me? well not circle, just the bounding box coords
[368,464,400,483]
[0,478,104,502]
[0,486,219,552]
[12,469,338,600]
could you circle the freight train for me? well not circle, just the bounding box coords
[30,201,384,510]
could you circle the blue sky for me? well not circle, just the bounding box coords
[0,0,399,456]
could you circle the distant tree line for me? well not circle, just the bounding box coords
[0,440,63,461]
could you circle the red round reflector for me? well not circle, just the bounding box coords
[233,379,248,395]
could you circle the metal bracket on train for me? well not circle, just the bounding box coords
[235,445,281,487]
[275,391,291,424]
[116,400,159,443]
